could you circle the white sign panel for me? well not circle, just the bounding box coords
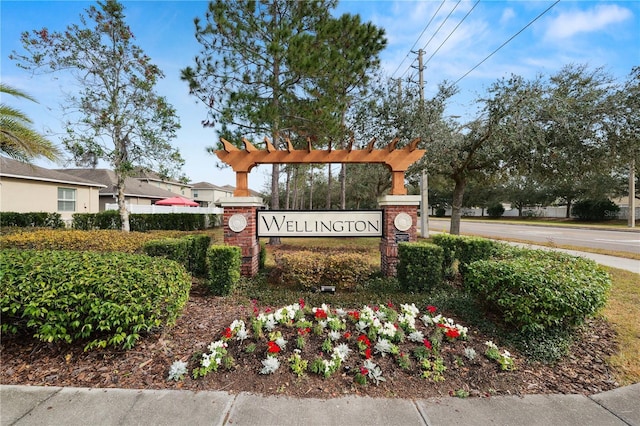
[257,211,383,237]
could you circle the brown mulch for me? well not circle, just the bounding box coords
[0,282,620,399]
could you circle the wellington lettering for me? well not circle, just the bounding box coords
[257,211,383,237]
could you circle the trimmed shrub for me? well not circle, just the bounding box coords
[431,234,503,276]
[184,234,211,277]
[397,242,444,292]
[143,238,190,271]
[0,229,182,253]
[73,212,208,231]
[274,250,373,291]
[571,198,620,221]
[259,241,267,270]
[0,249,191,350]
[464,251,611,333]
[0,212,65,228]
[487,203,505,218]
[207,245,241,296]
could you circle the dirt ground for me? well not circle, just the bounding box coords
[0,282,620,399]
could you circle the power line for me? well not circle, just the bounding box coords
[391,0,447,79]
[450,0,561,88]
[423,0,480,68]
[420,0,462,55]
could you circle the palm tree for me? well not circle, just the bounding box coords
[0,83,61,162]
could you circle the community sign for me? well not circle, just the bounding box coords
[257,211,383,237]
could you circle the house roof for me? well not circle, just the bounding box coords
[131,167,192,187]
[0,157,106,188]
[191,181,231,191]
[60,169,178,199]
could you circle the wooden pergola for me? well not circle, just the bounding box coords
[215,137,425,196]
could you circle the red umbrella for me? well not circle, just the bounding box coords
[155,196,199,207]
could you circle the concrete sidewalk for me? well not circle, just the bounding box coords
[2,383,639,426]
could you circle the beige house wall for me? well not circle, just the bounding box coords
[192,188,233,207]
[98,196,153,211]
[0,177,101,222]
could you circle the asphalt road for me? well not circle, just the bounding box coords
[427,218,640,255]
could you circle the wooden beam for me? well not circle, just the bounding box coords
[242,138,258,152]
[407,137,421,152]
[220,138,238,152]
[387,137,399,152]
[366,137,376,152]
[264,137,277,152]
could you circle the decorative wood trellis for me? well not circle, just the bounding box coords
[215,137,425,196]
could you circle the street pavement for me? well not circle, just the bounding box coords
[2,383,639,426]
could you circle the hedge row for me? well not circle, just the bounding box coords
[142,235,211,277]
[273,250,373,291]
[0,249,191,350]
[0,229,184,253]
[0,212,65,228]
[71,210,220,231]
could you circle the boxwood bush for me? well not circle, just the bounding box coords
[0,249,191,350]
[143,238,190,271]
[397,242,444,292]
[431,234,503,276]
[0,212,65,228]
[207,245,241,296]
[273,250,373,291]
[464,251,611,333]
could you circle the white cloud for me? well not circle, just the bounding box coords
[545,4,633,39]
[500,7,516,25]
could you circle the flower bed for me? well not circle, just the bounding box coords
[172,300,515,386]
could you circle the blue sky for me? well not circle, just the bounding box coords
[2,1,638,190]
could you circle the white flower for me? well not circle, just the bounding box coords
[421,314,434,326]
[464,347,477,360]
[376,310,387,321]
[335,308,347,317]
[201,354,211,368]
[363,359,385,385]
[374,338,393,356]
[208,340,226,353]
[230,319,245,331]
[379,322,397,338]
[333,343,351,361]
[275,337,288,350]
[408,330,425,343]
[485,341,498,350]
[502,350,511,358]
[328,330,342,341]
[260,356,280,374]
[264,317,277,331]
[400,303,420,317]
[317,320,328,329]
[167,360,188,381]
[236,328,249,342]
[355,320,368,332]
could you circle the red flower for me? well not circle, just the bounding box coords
[222,327,232,339]
[314,309,327,320]
[365,348,372,359]
[437,323,446,328]
[299,298,305,309]
[423,339,432,350]
[267,341,281,354]
[387,300,394,308]
[348,311,360,321]
[360,366,369,375]
[445,327,460,339]
[298,327,311,336]
[357,335,371,347]
[426,305,437,314]
[344,331,351,339]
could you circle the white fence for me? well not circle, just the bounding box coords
[105,203,223,215]
[447,205,640,219]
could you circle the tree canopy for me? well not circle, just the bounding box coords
[10,0,183,231]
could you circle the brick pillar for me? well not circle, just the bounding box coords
[378,195,421,277]
[219,197,264,277]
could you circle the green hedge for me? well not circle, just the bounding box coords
[185,235,212,277]
[0,212,65,228]
[397,242,444,292]
[431,234,502,276]
[464,250,611,333]
[72,212,211,231]
[0,249,191,350]
[143,238,190,271]
[207,245,241,296]
[273,250,373,291]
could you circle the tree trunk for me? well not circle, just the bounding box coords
[284,165,291,210]
[117,176,130,232]
[326,164,332,209]
[449,176,466,235]
[340,163,346,210]
[566,199,572,218]
[309,167,314,210]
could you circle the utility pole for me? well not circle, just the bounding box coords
[416,49,429,238]
[629,159,636,228]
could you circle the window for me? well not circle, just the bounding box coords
[193,191,198,198]
[58,187,76,211]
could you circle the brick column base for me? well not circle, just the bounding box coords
[219,197,263,277]
[378,195,420,277]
